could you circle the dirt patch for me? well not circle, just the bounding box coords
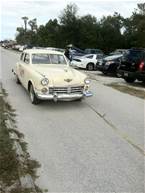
[105,83,145,99]
[0,87,44,193]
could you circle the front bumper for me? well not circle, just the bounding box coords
[118,70,145,81]
[96,64,109,71]
[35,90,92,101]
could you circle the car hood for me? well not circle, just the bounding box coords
[32,64,86,86]
[104,54,123,61]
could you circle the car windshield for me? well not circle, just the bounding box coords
[85,49,102,54]
[32,54,67,65]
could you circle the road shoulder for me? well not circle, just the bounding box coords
[0,83,43,193]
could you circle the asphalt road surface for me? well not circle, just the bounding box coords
[0,47,145,192]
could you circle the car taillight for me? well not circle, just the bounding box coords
[139,61,144,71]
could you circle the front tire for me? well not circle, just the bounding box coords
[87,63,94,71]
[124,77,136,83]
[102,71,108,75]
[16,75,21,84]
[116,71,122,78]
[29,84,40,105]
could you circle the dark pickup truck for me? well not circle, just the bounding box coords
[118,48,145,83]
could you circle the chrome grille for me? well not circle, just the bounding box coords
[49,86,84,94]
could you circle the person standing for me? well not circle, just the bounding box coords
[64,47,70,60]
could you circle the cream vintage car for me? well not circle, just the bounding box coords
[13,49,92,104]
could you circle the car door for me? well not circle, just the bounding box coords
[17,52,25,83]
[95,54,102,66]
[18,53,30,88]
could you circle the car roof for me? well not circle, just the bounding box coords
[129,48,145,52]
[23,49,64,55]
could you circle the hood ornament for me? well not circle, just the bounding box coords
[64,78,72,83]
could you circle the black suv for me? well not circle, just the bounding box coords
[118,48,145,83]
[96,54,123,76]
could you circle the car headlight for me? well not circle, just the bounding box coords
[41,78,49,86]
[105,61,114,65]
[84,78,91,84]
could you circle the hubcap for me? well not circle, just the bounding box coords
[88,64,93,70]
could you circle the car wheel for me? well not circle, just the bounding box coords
[29,84,40,105]
[116,71,122,78]
[102,71,108,75]
[115,66,121,77]
[124,77,136,83]
[87,63,94,71]
[16,76,21,84]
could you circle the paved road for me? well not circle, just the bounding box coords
[0,47,145,192]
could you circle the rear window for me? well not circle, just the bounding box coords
[124,50,145,61]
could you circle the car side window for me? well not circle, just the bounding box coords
[86,55,93,59]
[96,54,103,59]
[24,54,30,64]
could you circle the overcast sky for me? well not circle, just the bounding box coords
[0,0,144,40]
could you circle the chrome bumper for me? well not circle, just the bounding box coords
[35,91,92,101]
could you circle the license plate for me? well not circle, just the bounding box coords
[124,72,128,77]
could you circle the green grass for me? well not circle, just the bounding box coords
[0,87,43,193]
[0,89,19,188]
[105,83,145,99]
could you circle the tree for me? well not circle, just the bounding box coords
[99,12,124,52]
[124,3,145,47]
[78,14,99,48]
[137,3,145,15]
[36,19,60,47]
[15,3,145,52]
[21,16,29,32]
[59,3,80,46]
[28,18,37,32]
[59,3,78,25]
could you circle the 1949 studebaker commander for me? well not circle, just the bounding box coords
[12,49,92,104]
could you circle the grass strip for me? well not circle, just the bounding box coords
[105,83,145,99]
[0,87,43,193]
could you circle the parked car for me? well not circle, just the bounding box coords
[109,49,127,56]
[65,45,86,60]
[71,54,103,70]
[84,48,103,55]
[96,54,123,76]
[46,47,65,52]
[118,48,145,83]
[13,44,21,50]
[12,49,92,104]
[70,49,85,59]
[19,45,27,52]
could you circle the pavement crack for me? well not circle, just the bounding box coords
[85,102,145,156]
